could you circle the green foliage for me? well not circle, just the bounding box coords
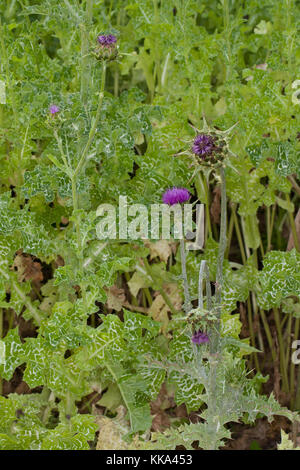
[257,250,300,309]
[0,394,97,450]
[277,430,300,450]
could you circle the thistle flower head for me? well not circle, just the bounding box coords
[191,330,209,345]
[181,118,238,169]
[49,104,60,115]
[97,34,117,46]
[192,134,216,158]
[162,187,190,205]
[95,34,118,61]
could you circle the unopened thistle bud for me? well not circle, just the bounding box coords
[94,34,118,61]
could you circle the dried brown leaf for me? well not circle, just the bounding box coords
[12,253,43,284]
[106,285,126,311]
[144,240,173,263]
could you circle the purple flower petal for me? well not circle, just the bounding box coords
[162,187,190,205]
[97,34,117,46]
[191,330,209,345]
[192,134,215,158]
[49,104,60,114]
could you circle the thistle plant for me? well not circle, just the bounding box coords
[138,123,297,451]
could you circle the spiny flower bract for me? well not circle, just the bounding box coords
[162,187,190,205]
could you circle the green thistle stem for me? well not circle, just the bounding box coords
[273,307,289,393]
[74,60,106,178]
[286,193,300,252]
[180,239,192,314]
[212,166,227,353]
[207,166,227,450]
[72,60,107,260]
[198,260,212,311]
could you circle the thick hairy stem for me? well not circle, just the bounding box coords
[74,61,106,178]
[114,8,122,97]
[286,193,300,252]
[41,387,53,424]
[65,391,75,418]
[207,168,227,449]
[225,208,234,258]
[260,309,276,363]
[80,0,93,107]
[198,260,212,311]
[232,204,246,264]
[215,167,227,304]
[180,239,192,314]
[53,130,70,173]
[72,61,106,259]
[273,307,289,393]
[71,175,81,251]
[198,259,217,422]
[212,166,227,354]
[195,171,212,240]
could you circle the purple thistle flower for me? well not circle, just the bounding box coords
[192,134,215,158]
[162,187,190,205]
[97,34,117,46]
[49,104,60,115]
[191,330,209,345]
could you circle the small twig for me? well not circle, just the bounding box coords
[123,301,149,314]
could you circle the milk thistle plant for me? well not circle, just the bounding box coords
[0,0,300,452]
